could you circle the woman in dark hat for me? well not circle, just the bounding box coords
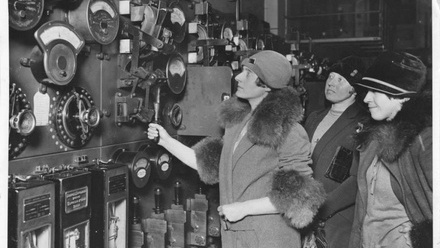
[148,50,326,248]
[349,51,432,248]
[303,56,370,248]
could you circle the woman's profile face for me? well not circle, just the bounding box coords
[363,91,403,121]
[234,66,267,100]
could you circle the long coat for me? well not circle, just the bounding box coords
[193,87,326,248]
[304,102,369,248]
[349,93,432,248]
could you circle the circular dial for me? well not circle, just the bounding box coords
[112,149,151,188]
[32,21,84,85]
[139,145,173,180]
[222,27,234,41]
[151,148,172,180]
[9,83,36,159]
[166,103,182,128]
[196,24,208,63]
[68,0,119,44]
[87,0,119,44]
[49,87,99,149]
[166,54,187,94]
[9,0,44,31]
[167,4,186,43]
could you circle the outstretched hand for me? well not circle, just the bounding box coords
[147,123,171,146]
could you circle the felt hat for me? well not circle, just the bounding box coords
[329,56,366,85]
[241,50,293,89]
[356,51,427,97]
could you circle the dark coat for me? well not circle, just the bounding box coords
[349,92,432,248]
[193,87,326,248]
[304,102,369,248]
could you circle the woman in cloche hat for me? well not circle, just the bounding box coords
[349,51,432,248]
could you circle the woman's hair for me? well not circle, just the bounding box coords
[255,77,268,88]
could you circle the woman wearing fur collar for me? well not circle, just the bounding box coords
[349,51,432,248]
[148,50,326,248]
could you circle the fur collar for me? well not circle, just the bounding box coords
[217,87,303,149]
[355,90,432,162]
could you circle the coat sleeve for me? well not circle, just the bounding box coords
[192,137,223,185]
[268,124,326,228]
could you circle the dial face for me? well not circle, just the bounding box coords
[88,0,119,44]
[170,7,185,26]
[33,22,84,86]
[39,25,83,50]
[134,158,148,178]
[222,27,234,41]
[9,0,44,31]
[166,54,187,94]
[158,152,170,173]
[9,83,35,159]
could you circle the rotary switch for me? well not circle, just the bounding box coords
[49,87,100,150]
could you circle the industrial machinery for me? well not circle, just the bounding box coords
[8,0,231,247]
[8,0,431,247]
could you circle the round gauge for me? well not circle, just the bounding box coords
[9,83,36,159]
[222,26,234,41]
[68,0,119,44]
[157,152,170,173]
[256,39,265,50]
[49,87,99,149]
[134,158,149,179]
[9,0,44,31]
[166,54,187,94]
[112,149,151,188]
[166,4,186,43]
[9,110,36,136]
[32,21,85,86]
[166,102,182,128]
[139,145,173,180]
[238,39,248,51]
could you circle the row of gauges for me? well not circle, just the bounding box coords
[9,0,119,44]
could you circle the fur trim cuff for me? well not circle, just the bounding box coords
[192,137,223,184]
[269,170,326,229]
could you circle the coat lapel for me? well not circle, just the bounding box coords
[231,114,254,169]
[313,103,361,159]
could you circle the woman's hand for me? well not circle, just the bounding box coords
[147,123,171,146]
[218,202,249,223]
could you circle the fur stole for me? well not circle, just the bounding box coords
[218,87,304,149]
[355,90,431,163]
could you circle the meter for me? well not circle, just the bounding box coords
[221,24,234,41]
[9,0,44,31]
[30,21,85,86]
[139,144,173,180]
[165,53,187,94]
[9,82,36,159]
[68,0,120,44]
[112,149,152,188]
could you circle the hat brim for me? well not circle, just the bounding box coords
[356,77,418,97]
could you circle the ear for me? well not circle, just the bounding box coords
[263,86,272,92]
[399,97,410,104]
[349,87,355,95]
